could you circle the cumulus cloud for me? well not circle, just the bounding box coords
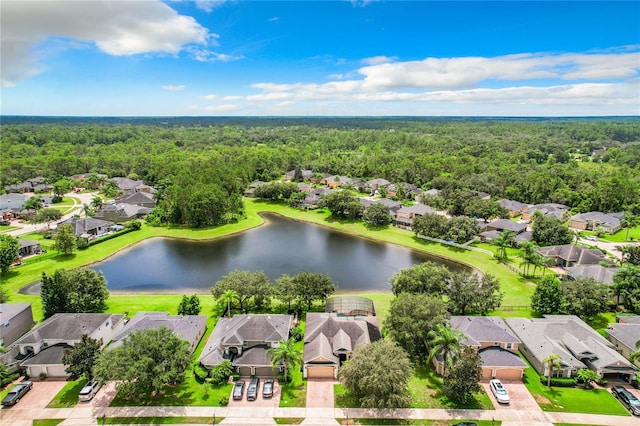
[200,94,218,100]
[361,56,396,66]
[1,0,210,87]
[194,0,228,13]
[188,47,243,62]
[162,85,185,91]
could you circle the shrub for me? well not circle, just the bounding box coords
[540,377,577,387]
[77,237,90,249]
[193,364,210,383]
[218,396,229,406]
[125,220,142,230]
[210,360,234,385]
[290,326,303,342]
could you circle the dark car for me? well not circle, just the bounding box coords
[1,381,33,407]
[246,377,260,401]
[612,385,640,416]
[262,378,274,398]
[453,423,478,426]
[232,380,245,401]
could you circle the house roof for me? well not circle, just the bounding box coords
[514,231,533,243]
[116,191,156,205]
[110,312,207,350]
[479,347,527,368]
[569,212,622,230]
[607,323,640,351]
[0,303,32,323]
[536,245,610,266]
[505,315,637,374]
[0,194,27,209]
[303,313,380,363]
[524,203,569,219]
[397,204,433,216]
[20,343,72,367]
[449,316,521,347]
[232,345,275,367]
[486,219,528,234]
[366,178,390,186]
[13,313,125,345]
[19,240,40,249]
[373,198,402,210]
[112,177,144,190]
[498,199,530,212]
[58,217,114,236]
[565,265,619,285]
[325,296,376,316]
[618,316,640,324]
[199,314,292,367]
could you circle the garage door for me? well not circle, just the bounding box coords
[307,366,334,379]
[255,367,275,377]
[238,367,252,377]
[46,365,69,378]
[483,367,524,380]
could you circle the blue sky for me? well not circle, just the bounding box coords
[1,1,639,116]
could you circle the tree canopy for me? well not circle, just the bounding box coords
[0,234,19,275]
[41,268,109,319]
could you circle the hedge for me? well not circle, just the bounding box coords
[540,377,577,387]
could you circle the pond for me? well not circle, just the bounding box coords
[90,213,468,293]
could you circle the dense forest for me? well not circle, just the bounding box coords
[2,117,640,224]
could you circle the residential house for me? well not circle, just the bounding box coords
[0,194,27,213]
[522,203,569,221]
[284,169,314,182]
[303,312,381,379]
[438,316,527,380]
[373,198,403,214]
[0,304,35,347]
[110,312,207,352]
[395,203,434,230]
[564,265,620,285]
[199,314,293,377]
[18,240,42,258]
[479,219,528,242]
[244,181,267,197]
[505,315,637,379]
[607,320,640,368]
[93,203,152,223]
[11,313,126,378]
[4,182,33,193]
[366,178,390,193]
[112,177,156,195]
[115,191,157,208]
[498,199,530,218]
[322,175,353,189]
[569,212,623,234]
[297,182,313,194]
[422,189,441,198]
[57,217,114,240]
[471,190,491,200]
[536,244,612,268]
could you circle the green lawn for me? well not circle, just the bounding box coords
[522,363,629,415]
[32,420,65,426]
[279,338,307,407]
[47,378,86,408]
[335,366,492,410]
[601,226,640,242]
[336,421,500,426]
[0,225,20,233]
[103,417,222,424]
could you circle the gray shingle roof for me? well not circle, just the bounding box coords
[479,347,527,368]
[20,343,72,366]
[498,199,529,212]
[607,323,640,351]
[569,212,622,230]
[485,219,528,234]
[110,312,206,350]
[0,304,32,323]
[397,204,433,216]
[565,265,619,284]
[536,245,610,266]
[13,313,125,345]
[449,316,521,347]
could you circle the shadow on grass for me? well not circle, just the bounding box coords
[47,378,85,408]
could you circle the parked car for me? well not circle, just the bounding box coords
[612,385,640,415]
[262,378,274,398]
[232,380,245,401]
[586,235,598,241]
[453,423,478,426]
[246,377,260,401]
[489,379,510,404]
[78,380,102,402]
[0,220,10,226]
[1,381,33,407]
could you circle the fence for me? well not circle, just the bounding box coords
[416,234,494,256]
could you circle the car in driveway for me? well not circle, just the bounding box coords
[232,380,245,401]
[262,378,274,398]
[612,385,640,415]
[246,377,260,401]
[489,379,510,404]
[1,381,33,407]
[78,380,102,402]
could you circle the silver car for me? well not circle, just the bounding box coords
[78,380,102,402]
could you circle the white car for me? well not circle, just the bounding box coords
[78,380,102,402]
[489,379,510,404]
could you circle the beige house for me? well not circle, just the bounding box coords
[608,317,640,369]
[0,304,35,347]
[435,316,527,380]
[568,212,623,234]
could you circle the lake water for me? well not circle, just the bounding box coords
[90,213,468,293]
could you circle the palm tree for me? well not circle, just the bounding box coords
[267,337,303,383]
[91,195,104,210]
[81,203,92,218]
[542,353,562,387]
[518,241,538,277]
[218,289,237,317]
[427,324,464,375]
[493,231,515,262]
[621,213,640,241]
[629,340,640,366]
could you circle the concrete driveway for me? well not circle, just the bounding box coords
[81,381,118,408]
[227,379,281,408]
[306,379,336,408]
[482,380,541,411]
[1,380,67,410]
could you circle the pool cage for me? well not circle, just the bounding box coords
[325,296,376,317]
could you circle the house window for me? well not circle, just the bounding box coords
[505,343,514,350]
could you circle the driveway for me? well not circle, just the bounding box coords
[227,379,281,408]
[1,380,67,410]
[306,379,336,408]
[81,381,118,408]
[482,380,541,411]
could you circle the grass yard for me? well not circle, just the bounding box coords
[274,418,305,424]
[337,421,500,426]
[32,420,65,426]
[522,364,629,415]
[109,379,233,407]
[0,225,20,233]
[602,226,640,243]
[47,378,86,408]
[279,339,307,407]
[103,417,222,424]
[335,366,492,410]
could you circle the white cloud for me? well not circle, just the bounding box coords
[188,48,244,62]
[200,94,218,100]
[194,1,228,13]
[361,56,396,66]
[268,17,280,23]
[223,95,243,101]
[1,0,210,87]
[162,85,185,91]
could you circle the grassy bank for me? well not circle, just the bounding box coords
[3,198,534,320]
